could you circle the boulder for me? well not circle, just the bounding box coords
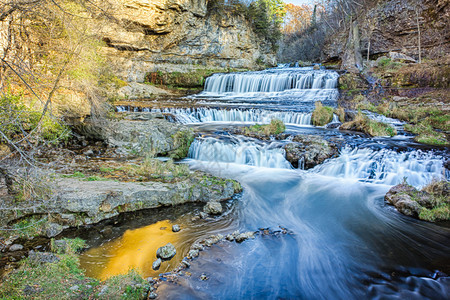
[284,135,338,169]
[203,201,223,215]
[152,258,162,270]
[172,224,181,232]
[156,243,177,260]
[28,250,60,264]
[235,231,256,243]
[389,52,416,63]
[9,244,24,251]
[117,82,170,99]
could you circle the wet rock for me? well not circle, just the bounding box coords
[172,224,181,232]
[148,292,158,299]
[203,234,224,247]
[395,198,421,217]
[156,243,176,260]
[385,183,417,205]
[199,212,209,219]
[9,244,24,251]
[181,258,190,268]
[385,183,423,218]
[52,240,68,253]
[284,135,338,169]
[235,231,255,243]
[187,249,199,259]
[28,250,60,264]
[152,258,162,270]
[45,223,64,238]
[200,273,209,281]
[203,201,223,215]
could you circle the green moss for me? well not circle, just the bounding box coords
[404,122,449,146]
[51,237,86,254]
[419,206,450,222]
[366,119,397,137]
[311,102,333,126]
[243,119,286,136]
[341,111,397,137]
[169,129,195,159]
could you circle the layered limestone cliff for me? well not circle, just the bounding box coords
[324,0,449,63]
[100,0,276,83]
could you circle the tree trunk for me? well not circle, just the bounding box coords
[341,20,362,73]
[416,8,422,63]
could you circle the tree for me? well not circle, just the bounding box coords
[283,3,313,35]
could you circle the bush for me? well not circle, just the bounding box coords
[0,94,70,145]
[311,101,333,126]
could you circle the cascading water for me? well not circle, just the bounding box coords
[188,137,292,169]
[82,66,450,299]
[203,68,338,94]
[313,146,446,187]
[166,107,313,125]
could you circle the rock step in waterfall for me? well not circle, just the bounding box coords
[202,68,339,94]
[115,106,340,126]
[188,137,446,188]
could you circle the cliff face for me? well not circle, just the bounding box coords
[324,0,449,62]
[101,0,276,82]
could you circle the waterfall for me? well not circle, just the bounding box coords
[188,137,292,169]
[202,68,338,94]
[313,147,446,187]
[166,108,313,125]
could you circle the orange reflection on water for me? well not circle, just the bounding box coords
[80,220,181,280]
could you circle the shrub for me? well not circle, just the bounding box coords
[311,101,333,126]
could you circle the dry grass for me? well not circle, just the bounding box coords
[311,102,333,126]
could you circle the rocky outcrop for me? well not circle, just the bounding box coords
[324,0,450,63]
[0,172,241,235]
[385,181,449,222]
[76,112,193,157]
[100,0,275,83]
[284,135,338,169]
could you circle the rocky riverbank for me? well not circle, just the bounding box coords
[0,113,242,244]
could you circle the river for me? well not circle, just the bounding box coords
[81,67,450,299]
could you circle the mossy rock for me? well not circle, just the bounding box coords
[169,129,195,159]
[340,112,396,137]
[338,73,367,90]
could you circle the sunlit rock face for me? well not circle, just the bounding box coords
[101,0,275,82]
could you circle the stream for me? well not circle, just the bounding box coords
[81,67,449,299]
